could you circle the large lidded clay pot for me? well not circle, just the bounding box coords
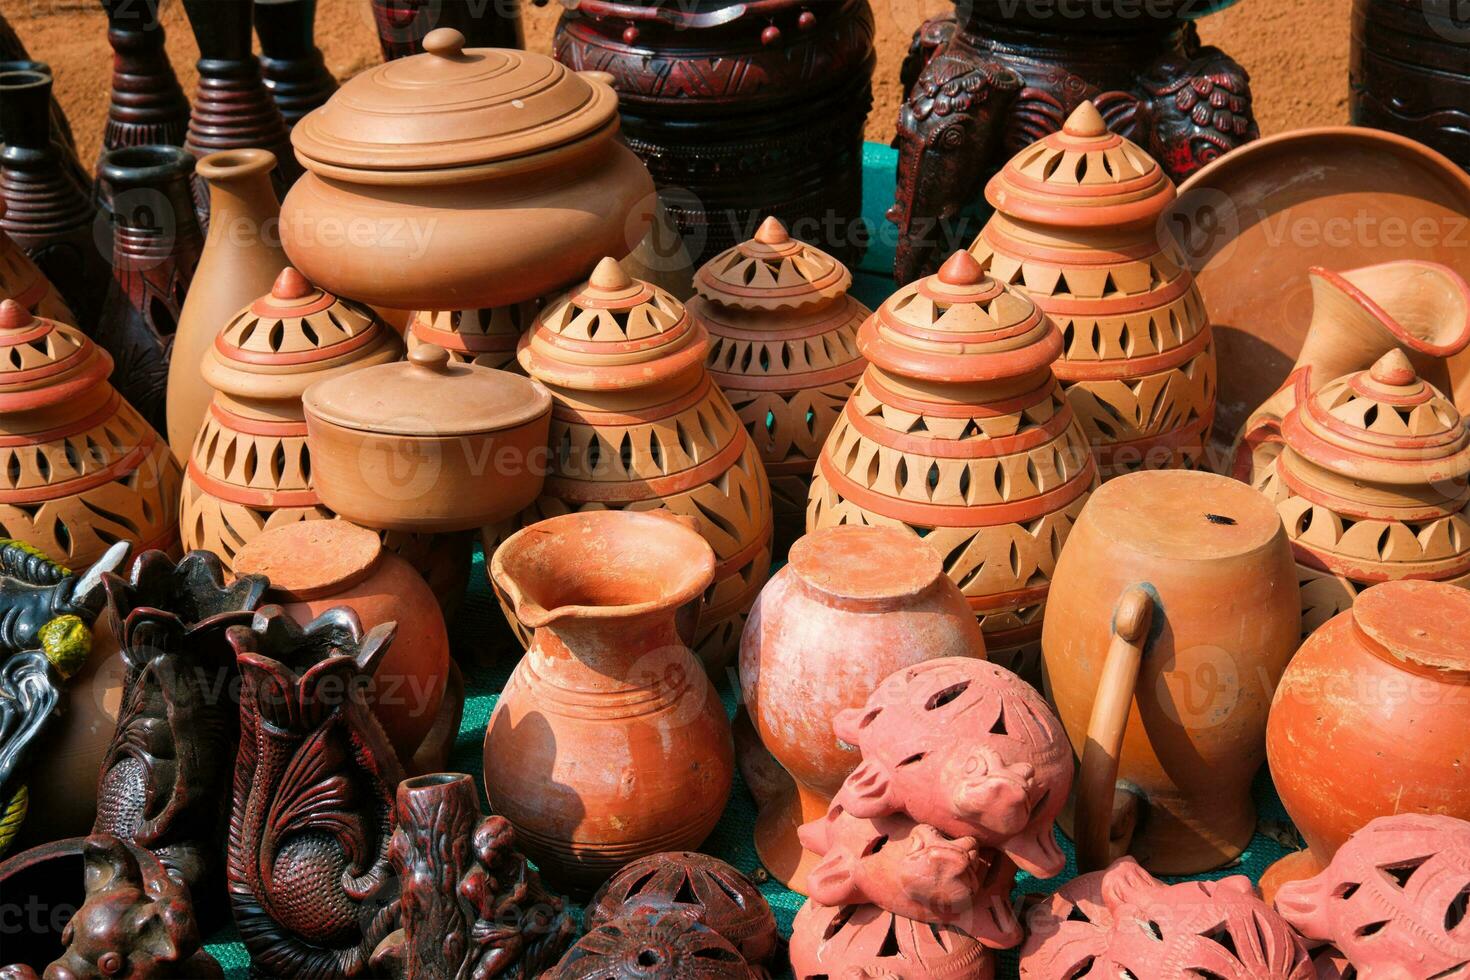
[0,300,181,566]
[739,525,985,893]
[689,218,870,554]
[407,300,539,373]
[808,250,1096,676]
[281,28,655,312]
[484,510,734,893]
[970,102,1216,481]
[510,257,773,676]
[1261,580,1470,902]
[790,901,996,980]
[1041,469,1301,875]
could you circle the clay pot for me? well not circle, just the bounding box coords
[739,525,985,892]
[168,148,289,463]
[280,29,654,312]
[254,0,338,129]
[808,250,1097,677]
[1274,814,1470,979]
[0,220,72,324]
[1041,469,1301,875]
[970,102,1217,481]
[96,0,190,211]
[790,901,996,980]
[510,257,773,676]
[1261,580,1470,901]
[232,520,455,770]
[407,300,539,372]
[303,344,551,533]
[484,510,734,892]
[545,911,750,980]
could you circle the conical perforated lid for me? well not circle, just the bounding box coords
[519,257,708,391]
[859,251,1061,384]
[693,217,852,313]
[985,102,1175,228]
[0,298,111,413]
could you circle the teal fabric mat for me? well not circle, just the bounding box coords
[203,144,1301,978]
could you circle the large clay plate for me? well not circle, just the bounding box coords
[1166,126,1470,452]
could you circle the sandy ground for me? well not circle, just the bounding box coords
[9,0,1350,175]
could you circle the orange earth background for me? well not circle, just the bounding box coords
[13,0,1350,175]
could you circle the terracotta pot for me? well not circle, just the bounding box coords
[545,911,750,980]
[254,0,338,129]
[303,344,551,533]
[0,220,72,325]
[1041,469,1301,875]
[809,250,1097,677]
[739,525,984,892]
[232,519,454,770]
[1261,580,1470,901]
[790,901,996,980]
[168,148,289,463]
[689,218,870,554]
[510,257,773,676]
[280,29,654,312]
[484,510,734,892]
[1274,814,1470,979]
[407,300,539,373]
[970,102,1217,481]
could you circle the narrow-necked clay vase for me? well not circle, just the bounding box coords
[739,525,985,893]
[484,510,734,892]
[808,250,1097,677]
[689,217,870,554]
[232,519,456,771]
[970,102,1217,481]
[0,220,72,325]
[407,300,539,372]
[1041,469,1301,875]
[790,900,996,980]
[511,257,773,675]
[1261,580,1470,902]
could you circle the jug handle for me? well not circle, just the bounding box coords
[1075,585,1154,872]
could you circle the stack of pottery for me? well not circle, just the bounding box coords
[512,258,773,675]
[808,250,1096,675]
[970,101,1217,480]
[689,218,870,552]
[405,300,539,372]
[0,222,70,324]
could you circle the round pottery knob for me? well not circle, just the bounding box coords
[0,298,32,331]
[937,249,986,286]
[408,343,453,373]
[1062,100,1109,138]
[271,266,314,301]
[1369,349,1417,387]
[753,216,790,245]
[422,28,466,59]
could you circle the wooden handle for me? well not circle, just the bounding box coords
[1075,585,1154,872]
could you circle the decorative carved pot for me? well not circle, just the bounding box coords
[97,0,190,212]
[1262,580,1470,901]
[546,911,751,980]
[739,525,985,892]
[1041,469,1301,875]
[407,300,539,373]
[690,218,870,552]
[970,102,1216,480]
[485,510,734,892]
[0,221,71,325]
[254,0,338,129]
[808,250,1096,676]
[790,900,995,980]
[509,258,773,675]
[553,0,875,270]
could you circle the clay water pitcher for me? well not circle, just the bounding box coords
[1041,469,1301,875]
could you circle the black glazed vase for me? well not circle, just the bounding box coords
[255,0,338,128]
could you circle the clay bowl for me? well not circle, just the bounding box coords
[1169,126,1470,450]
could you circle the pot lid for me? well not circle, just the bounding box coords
[0,298,111,412]
[291,28,620,172]
[234,520,384,603]
[303,343,551,437]
[1353,579,1470,676]
[985,102,1175,228]
[1283,349,1470,485]
[859,251,1061,383]
[519,257,709,391]
[693,217,852,313]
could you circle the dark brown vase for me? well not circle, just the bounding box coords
[371,0,523,60]
[0,15,78,159]
[95,145,204,432]
[255,0,338,128]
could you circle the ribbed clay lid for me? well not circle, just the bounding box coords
[0,298,111,412]
[985,102,1175,228]
[1283,349,1470,485]
[518,257,708,391]
[292,28,619,173]
[693,217,852,312]
[859,251,1060,384]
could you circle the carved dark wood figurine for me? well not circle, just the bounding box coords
[889,0,1258,283]
[255,0,338,129]
[226,606,404,979]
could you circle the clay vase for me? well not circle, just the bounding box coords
[94,145,204,432]
[790,900,996,980]
[484,510,734,892]
[406,300,539,373]
[808,250,1097,677]
[1041,469,1301,875]
[0,300,181,567]
[689,217,870,554]
[232,520,454,771]
[1261,580,1470,901]
[254,0,337,129]
[970,102,1217,481]
[545,911,749,980]
[0,58,89,206]
[0,221,71,324]
[371,0,523,60]
[166,148,288,463]
[738,525,985,893]
[1274,814,1470,979]
[510,258,773,676]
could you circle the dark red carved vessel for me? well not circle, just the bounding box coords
[553,0,875,269]
[371,0,524,59]
[255,0,338,129]
[546,911,750,980]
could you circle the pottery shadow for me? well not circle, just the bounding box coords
[484,708,589,895]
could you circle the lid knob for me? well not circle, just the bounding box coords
[588,256,633,292]
[1370,349,1418,387]
[272,267,313,301]
[937,250,986,287]
[754,216,790,245]
[0,299,32,331]
[1063,101,1108,138]
[422,28,465,59]
[408,343,452,373]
